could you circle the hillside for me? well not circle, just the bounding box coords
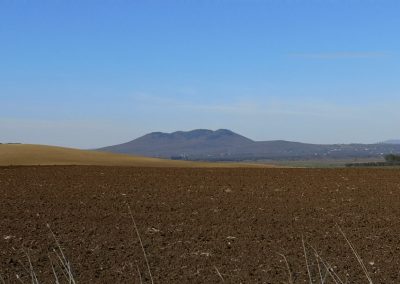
[0,144,264,167]
[98,129,400,161]
[382,140,400,145]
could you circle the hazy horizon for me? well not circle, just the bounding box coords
[1,0,400,148]
[1,127,399,149]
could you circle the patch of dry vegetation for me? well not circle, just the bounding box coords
[0,144,269,168]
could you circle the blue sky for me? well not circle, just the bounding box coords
[1,0,399,148]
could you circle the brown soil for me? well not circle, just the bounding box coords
[0,166,400,283]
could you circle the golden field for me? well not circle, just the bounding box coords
[0,144,268,167]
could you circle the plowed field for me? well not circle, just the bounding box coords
[1,166,400,283]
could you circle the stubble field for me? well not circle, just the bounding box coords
[1,166,400,283]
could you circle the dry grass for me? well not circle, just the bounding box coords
[0,144,271,168]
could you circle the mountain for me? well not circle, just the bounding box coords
[98,129,400,161]
[381,140,400,145]
[99,129,254,158]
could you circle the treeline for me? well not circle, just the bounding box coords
[346,154,400,167]
[385,154,400,162]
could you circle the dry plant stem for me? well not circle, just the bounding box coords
[277,253,294,284]
[0,272,5,284]
[315,253,324,284]
[137,264,143,284]
[128,205,154,284]
[17,258,30,278]
[15,274,25,284]
[47,224,76,284]
[53,250,71,281]
[325,263,343,284]
[308,244,330,284]
[308,243,344,284]
[336,225,373,284]
[16,251,38,284]
[24,249,39,284]
[302,237,313,284]
[314,251,328,284]
[214,266,225,282]
[49,254,60,284]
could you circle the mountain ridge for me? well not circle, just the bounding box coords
[381,139,400,145]
[98,129,400,161]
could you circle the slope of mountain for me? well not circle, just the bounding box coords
[98,129,400,161]
[382,140,400,144]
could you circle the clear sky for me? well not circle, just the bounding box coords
[1,0,399,148]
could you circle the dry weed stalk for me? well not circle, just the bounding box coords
[136,263,143,284]
[214,266,225,282]
[299,226,373,284]
[277,252,294,284]
[47,224,76,284]
[337,225,373,284]
[128,205,154,284]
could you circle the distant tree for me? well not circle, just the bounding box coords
[384,154,400,163]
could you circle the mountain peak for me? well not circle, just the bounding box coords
[215,129,236,135]
[172,129,214,138]
[145,129,246,140]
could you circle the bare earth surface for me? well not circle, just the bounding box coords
[1,166,400,283]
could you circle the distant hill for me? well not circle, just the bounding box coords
[381,140,400,145]
[100,129,254,158]
[98,129,400,161]
[0,144,265,167]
